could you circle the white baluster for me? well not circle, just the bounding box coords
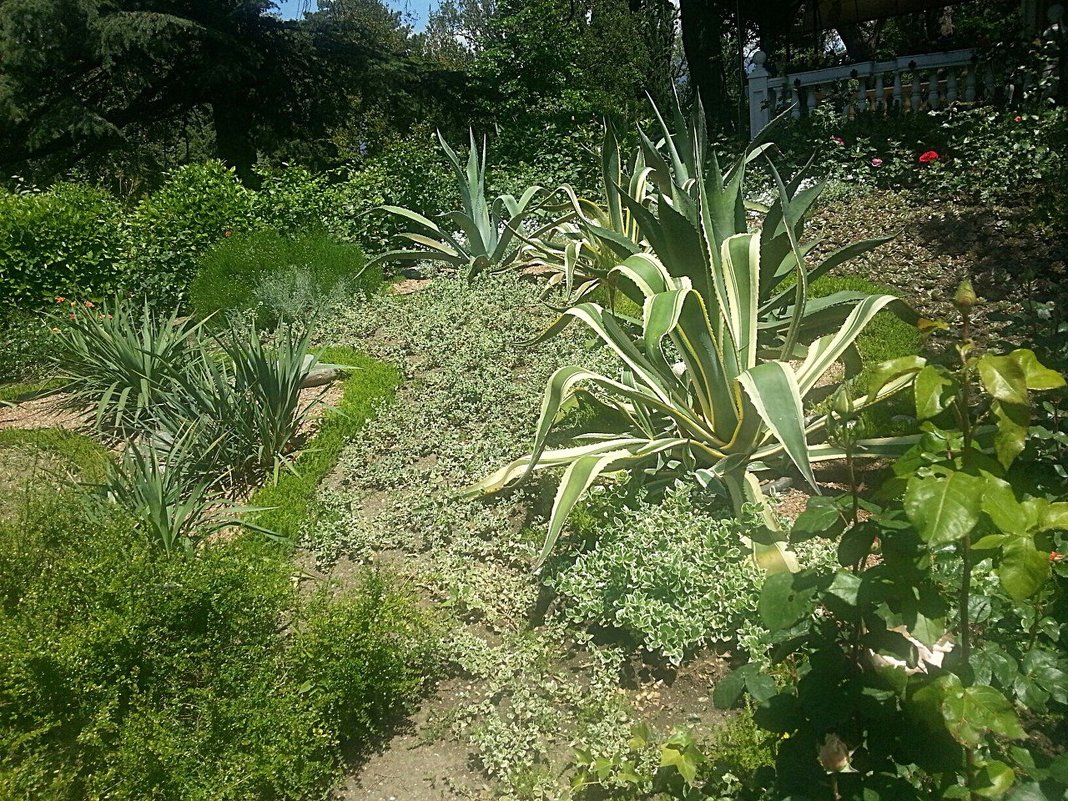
[748,51,772,137]
[965,66,977,102]
[984,67,996,102]
[947,68,959,103]
[893,70,903,110]
[792,81,802,118]
[856,73,868,114]
[928,69,940,109]
[806,84,818,115]
[874,73,885,112]
[910,63,923,111]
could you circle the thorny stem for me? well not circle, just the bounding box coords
[846,436,860,530]
[957,303,978,800]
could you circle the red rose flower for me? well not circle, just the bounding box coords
[831,136,845,146]
[1051,551,1064,562]
[919,150,940,164]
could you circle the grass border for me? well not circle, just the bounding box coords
[0,427,111,483]
[249,346,400,539]
[0,377,64,405]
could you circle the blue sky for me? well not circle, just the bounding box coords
[274,0,433,30]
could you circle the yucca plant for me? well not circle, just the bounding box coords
[468,103,925,572]
[163,323,323,480]
[105,427,258,554]
[370,130,543,278]
[51,301,205,437]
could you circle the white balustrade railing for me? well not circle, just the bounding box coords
[747,48,1009,137]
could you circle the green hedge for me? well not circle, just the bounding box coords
[126,162,260,306]
[0,183,128,312]
[189,229,380,327]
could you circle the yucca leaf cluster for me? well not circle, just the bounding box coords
[51,301,326,552]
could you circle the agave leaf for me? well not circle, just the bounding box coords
[536,438,689,566]
[794,294,911,396]
[378,205,443,234]
[737,362,818,491]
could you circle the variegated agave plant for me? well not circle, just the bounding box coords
[370,130,543,278]
[467,105,925,572]
[517,121,652,302]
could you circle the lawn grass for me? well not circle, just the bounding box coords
[810,273,921,435]
[0,428,111,522]
[809,274,922,375]
[0,377,64,405]
[249,347,401,539]
[0,428,110,482]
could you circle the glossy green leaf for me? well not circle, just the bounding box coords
[791,495,845,541]
[978,354,1029,407]
[914,365,956,420]
[904,470,984,546]
[992,400,1030,470]
[981,474,1035,534]
[942,684,1024,748]
[1011,348,1066,391]
[998,537,1050,601]
[974,760,1015,799]
[759,572,815,631]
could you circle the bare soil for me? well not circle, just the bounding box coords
[0,393,84,432]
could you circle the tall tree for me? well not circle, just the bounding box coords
[0,0,394,182]
[677,0,732,127]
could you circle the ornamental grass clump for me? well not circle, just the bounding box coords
[469,97,925,571]
[158,323,325,481]
[104,427,256,554]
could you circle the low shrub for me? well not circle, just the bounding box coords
[762,105,1067,205]
[0,310,55,383]
[50,301,204,438]
[189,229,379,327]
[547,483,766,665]
[0,183,128,312]
[291,571,439,744]
[0,492,437,801]
[127,161,258,306]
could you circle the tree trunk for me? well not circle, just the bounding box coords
[836,23,873,61]
[678,0,730,130]
[212,101,258,186]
